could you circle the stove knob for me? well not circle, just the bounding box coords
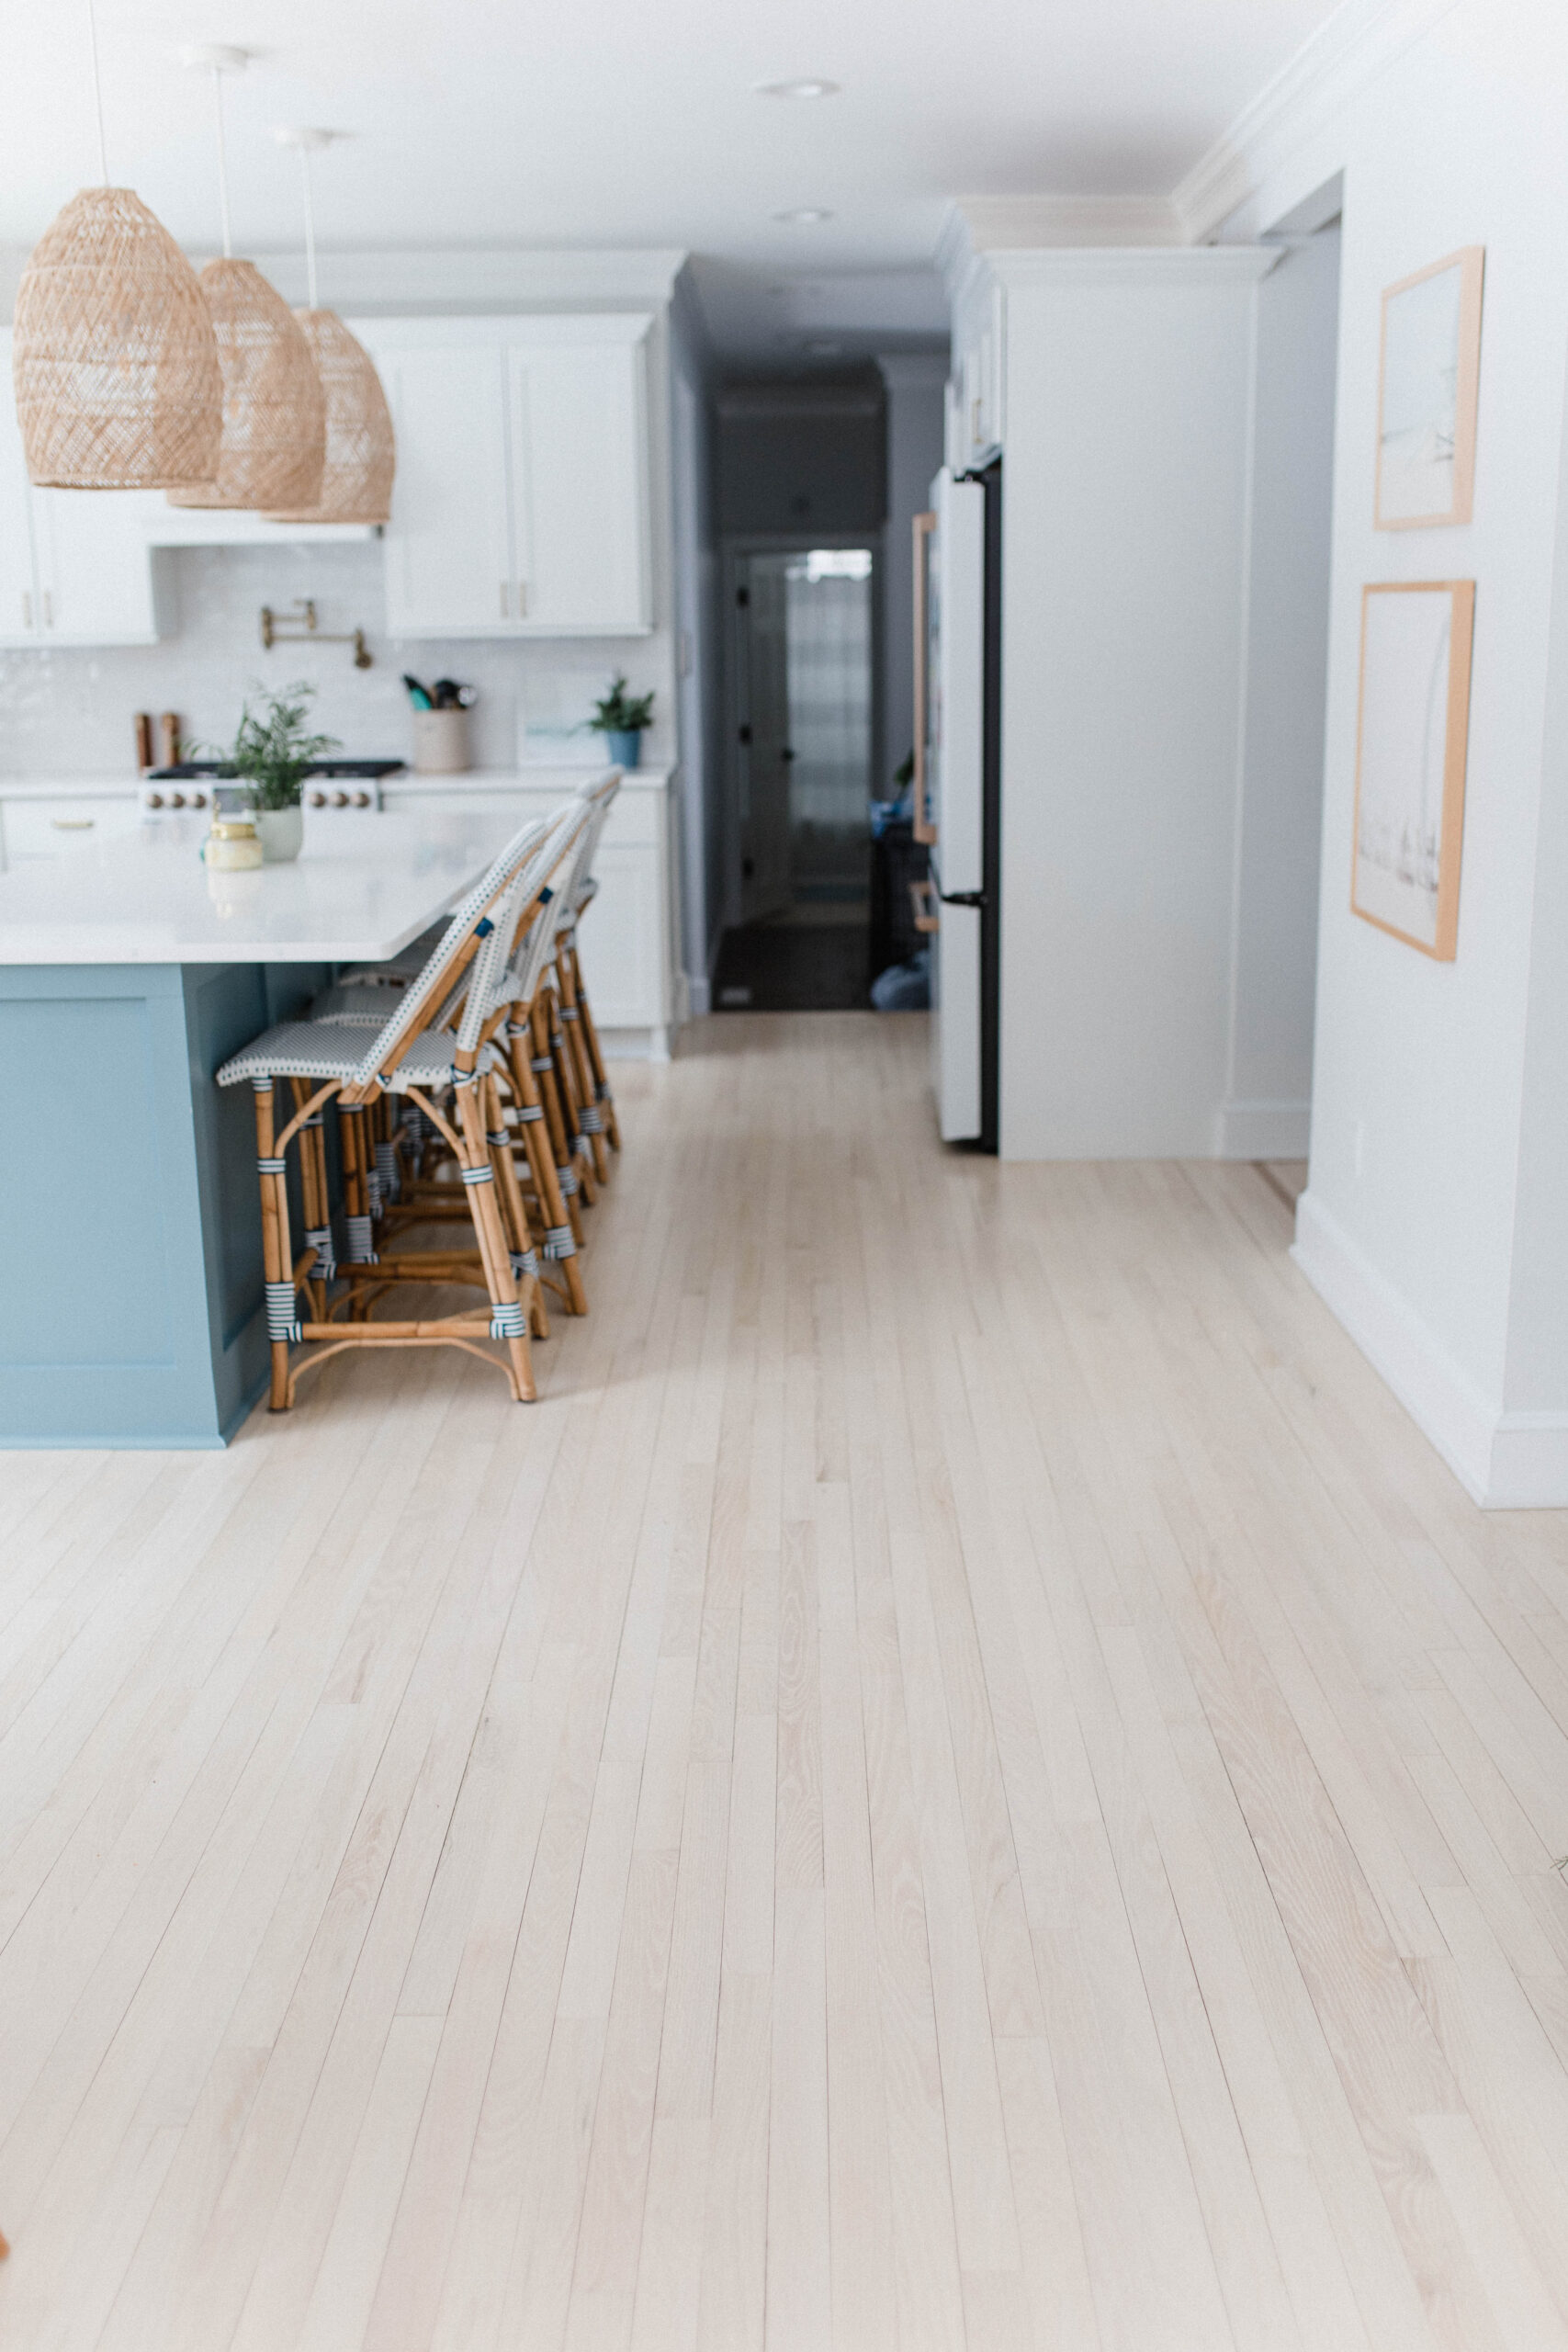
[333,789,349,808]
[309,790,326,808]
[170,790,186,808]
[146,791,164,809]
[192,790,207,808]
[354,790,370,808]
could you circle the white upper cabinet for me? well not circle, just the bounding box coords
[0,379,39,649]
[31,487,163,645]
[365,314,652,639]
[380,345,515,638]
[0,328,163,647]
[507,342,648,630]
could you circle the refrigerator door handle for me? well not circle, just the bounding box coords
[938,888,987,909]
[911,510,938,845]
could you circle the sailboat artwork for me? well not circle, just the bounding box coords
[1375,246,1485,528]
[1351,581,1475,961]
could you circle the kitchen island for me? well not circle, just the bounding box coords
[0,808,515,1446]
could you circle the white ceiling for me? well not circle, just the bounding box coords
[3,0,1344,359]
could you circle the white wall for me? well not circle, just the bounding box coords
[877,354,948,793]
[1220,0,1568,1502]
[1220,220,1342,1159]
[991,251,1271,1159]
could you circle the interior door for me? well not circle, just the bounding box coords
[508,344,649,631]
[733,556,794,922]
[378,345,514,636]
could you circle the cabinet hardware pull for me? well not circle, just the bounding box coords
[516,582,527,617]
[971,396,982,444]
[41,591,52,628]
[21,592,32,629]
[500,582,509,618]
[51,817,95,831]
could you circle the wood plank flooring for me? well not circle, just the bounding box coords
[5,1011,1568,2350]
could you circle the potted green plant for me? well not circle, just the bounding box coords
[211,683,340,863]
[588,674,654,770]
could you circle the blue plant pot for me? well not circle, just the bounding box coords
[604,729,642,770]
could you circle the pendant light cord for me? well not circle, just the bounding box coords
[210,66,232,257]
[298,147,319,311]
[85,0,108,182]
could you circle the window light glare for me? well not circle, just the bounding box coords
[754,78,840,98]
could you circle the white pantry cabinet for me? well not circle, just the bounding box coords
[364,315,652,640]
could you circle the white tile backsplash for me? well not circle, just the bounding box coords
[0,542,672,775]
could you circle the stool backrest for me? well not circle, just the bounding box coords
[348,815,550,1090]
[499,799,595,1016]
[463,801,589,1040]
[558,770,621,928]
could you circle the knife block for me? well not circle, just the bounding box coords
[411,708,468,774]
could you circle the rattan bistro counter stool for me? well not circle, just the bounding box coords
[309,800,597,1319]
[216,818,552,1410]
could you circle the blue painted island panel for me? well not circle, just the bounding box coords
[0,959,331,1446]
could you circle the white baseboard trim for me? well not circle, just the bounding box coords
[1214,1097,1311,1159]
[599,1024,671,1064]
[1292,1191,1568,1509]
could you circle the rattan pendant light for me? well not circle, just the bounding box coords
[265,130,394,526]
[11,0,221,490]
[168,50,325,512]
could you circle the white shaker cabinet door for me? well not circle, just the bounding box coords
[0,382,40,647]
[507,343,650,634]
[30,487,163,644]
[379,345,516,638]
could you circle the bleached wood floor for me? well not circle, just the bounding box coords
[5,1012,1568,2352]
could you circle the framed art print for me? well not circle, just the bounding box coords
[1375,246,1484,528]
[1351,582,1475,959]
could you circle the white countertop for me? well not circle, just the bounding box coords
[0,808,518,965]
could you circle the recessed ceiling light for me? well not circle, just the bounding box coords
[774,208,833,225]
[755,78,840,99]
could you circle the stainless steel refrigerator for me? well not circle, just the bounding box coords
[915,458,1001,1150]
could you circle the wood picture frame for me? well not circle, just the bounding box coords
[1375,246,1484,529]
[1351,580,1475,960]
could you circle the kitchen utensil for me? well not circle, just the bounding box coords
[401,672,434,708]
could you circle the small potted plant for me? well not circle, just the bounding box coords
[588,674,654,770]
[213,683,340,863]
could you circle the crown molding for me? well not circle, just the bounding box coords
[1171,0,1461,241]
[937,194,1185,298]
[984,245,1280,290]
[235,245,688,314]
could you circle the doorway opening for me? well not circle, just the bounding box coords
[714,542,879,1011]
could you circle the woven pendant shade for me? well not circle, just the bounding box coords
[265,310,394,524]
[168,259,325,510]
[12,187,222,490]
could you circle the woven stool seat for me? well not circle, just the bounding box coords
[308,982,405,1025]
[217,1022,365,1087]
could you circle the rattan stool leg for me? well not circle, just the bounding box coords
[455,1080,535,1402]
[483,1073,548,1342]
[253,1080,299,1411]
[505,1021,586,1314]
[556,941,608,1184]
[530,996,585,1247]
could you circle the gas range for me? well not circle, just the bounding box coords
[138,759,405,819]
